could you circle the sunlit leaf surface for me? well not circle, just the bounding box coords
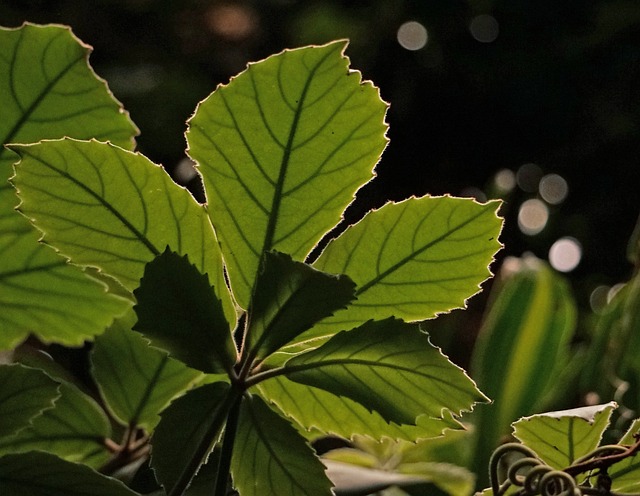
[0,451,138,496]
[92,312,203,431]
[283,319,486,426]
[0,381,112,467]
[0,23,138,347]
[0,364,60,438]
[11,139,234,322]
[310,196,502,338]
[187,41,388,308]
[231,394,333,496]
[512,402,617,470]
[133,249,236,374]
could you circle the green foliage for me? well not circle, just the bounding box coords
[0,22,504,495]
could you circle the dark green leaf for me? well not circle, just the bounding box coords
[283,319,486,426]
[92,311,203,431]
[0,451,139,495]
[0,364,59,439]
[151,382,233,495]
[133,248,236,374]
[0,381,112,467]
[231,394,333,496]
[187,41,388,308]
[246,251,355,361]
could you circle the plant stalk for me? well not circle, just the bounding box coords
[214,394,243,496]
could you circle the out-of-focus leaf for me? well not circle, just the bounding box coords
[0,381,112,467]
[469,256,576,483]
[10,139,235,323]
[0,451,139,496]
[187,41,388,308]
[0,23,137,348]
[512,402,617,470]
[310,196,502,339]
[627,213,640,266]
[256,377,461,441]
[282,319,486,426]
[133,249,236,374]
[151,382,233,496]
[91,311,203,431]
[231,394,333,496]
[0,364,59,438]
[246,251,355,362]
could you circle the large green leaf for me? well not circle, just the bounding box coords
[0,23,138,348]
[186,41,388,308]
[610,419,640,494]
[10,139,235,322]
[469,257,576,484]
[133,249,236,374]
[245,251,355,362]
[0,451,139,496]
[256,378,461,441]
[512,402,617,470]
[0,364,60,438]
[231,394,333,496]
[151,382,234,496]
[310,196,502,338]
[282,319,486,426]
[0,381,112,467]
[91,311,203,431]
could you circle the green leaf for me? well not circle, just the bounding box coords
[231,394,333,496]
[0,381,112,467]
[257,377,461,441]
[246,251,355,362]
[0,364,60,438]
[91,311,203,431]
[0,451,139,496]
[0,23,137,167]
[0,23,137,348]
[133,248,236,374]
[311,196,503,338]
[610,419,640,494]
[187,41,388,308]
[10,138,235,323]
[282,319,486,426]
[469,257,576,483]
[512,402,617,470]
[151,382,233,495]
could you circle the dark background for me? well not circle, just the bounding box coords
[3,0,639,356]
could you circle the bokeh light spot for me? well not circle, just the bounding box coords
[397,21,428,51]
[469,15,499,43]
[549,237,582,272]
[539,173,569,205]
[494,168,516,193]
[516,163,543,192]
[589,285,610,313]
[518,199,548,235]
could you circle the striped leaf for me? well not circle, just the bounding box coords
[0,23,137,348]
[187,41,388,308]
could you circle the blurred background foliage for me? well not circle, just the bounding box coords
[3,0,639,388]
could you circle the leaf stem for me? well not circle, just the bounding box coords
[214,393,243,496]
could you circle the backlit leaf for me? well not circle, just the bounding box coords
[0,381,112,467]
[610,419,640,494]
[0,451,138,496]
[310,196,502,339]
[91,311,203,431]
[187,41,388,308]
[11,139,235,322]
[0,364,60,438]
[151,382,233,495]
[246,251,355,362]
[231,394,333,496]
[133,249,236,374]
[283,319,486,426]
[0,23,138,348]
[256,378,461,441]
[512,402,617,470]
